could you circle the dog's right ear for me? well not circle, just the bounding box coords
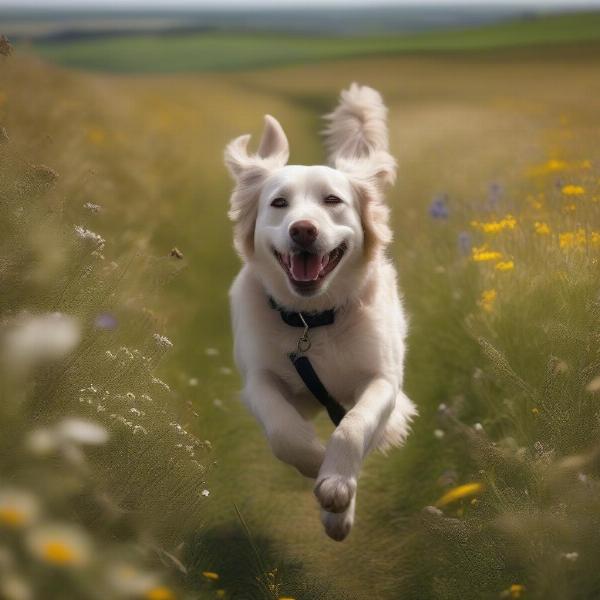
[224,115,289,180]
[225,115,289,259]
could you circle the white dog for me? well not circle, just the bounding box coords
[225,84,416,541]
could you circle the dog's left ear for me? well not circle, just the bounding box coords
[224,115,289,258]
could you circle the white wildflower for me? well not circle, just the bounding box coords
[586,376,600,393]
[2,312,80,370]
[188,377,199,386]
[26,523,92,568]
[0,488,40,528]
[473,423,484,432]
[58,418,109,446]
[74,225,105,247]
[219,366,233,375]
[561,551,579,562]
[201,489,210,497]
[204,347,219,356]
[106,563,159,596]
[153,333,173,348]
[83,202,101,213]
[433,429,445,439]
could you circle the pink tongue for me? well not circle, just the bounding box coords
[290,253,322,281]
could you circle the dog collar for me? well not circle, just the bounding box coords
[267,296,335,328]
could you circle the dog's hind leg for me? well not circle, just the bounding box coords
[243,371,325,479]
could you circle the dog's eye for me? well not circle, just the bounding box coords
[324,195,343,205]
[270,197,288,208]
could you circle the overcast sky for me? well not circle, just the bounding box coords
[3,0,600,7]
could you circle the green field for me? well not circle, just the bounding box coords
[2,13,600,600]
[23,11,600,72]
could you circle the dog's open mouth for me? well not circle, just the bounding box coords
[274,243,346,293]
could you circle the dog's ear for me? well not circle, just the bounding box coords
[224,115,289,180]
[224,115,289,259]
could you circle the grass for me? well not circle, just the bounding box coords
[21,11,600,73]
[1,29,600,600]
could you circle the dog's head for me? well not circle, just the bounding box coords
[225,85,396,309]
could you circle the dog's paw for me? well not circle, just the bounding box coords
[314,474,356,514]
[321,498,355,542]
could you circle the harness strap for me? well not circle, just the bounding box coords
[289,352,346,426]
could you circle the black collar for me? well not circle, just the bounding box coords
[268,296,335,328]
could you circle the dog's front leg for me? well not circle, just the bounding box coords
[244,371,325,478]
[315,377,395,519]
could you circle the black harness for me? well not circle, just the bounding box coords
[268,296,346,426]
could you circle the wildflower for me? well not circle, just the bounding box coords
[95,313,118,330]
[559,229,586,249]
[153,333,173,349]
[146,587,176,600]
[27,523,91,567]
[219,366,233,375]
[472,245,503,262]
[170,247,184,259]
[429,194,449,219]
[2,312,81,370]
[591,232,600,246]
[495,260,514,271]
[586,376,600,393]
[561,184,585,196]
[487,182,503,209]
[473,423,484,432]
[58,418,109,446]
[479,289,497,313]
[457,231,471,256]
[507,584,526,598]
[84,202,102,213]
[202,571,219,581]
[531,407,540,416]
[0,489,40,528]
[562,202,577,213]
[205,347,219,356]
[86,126,106,145]
[534,221,550,235]
[74,225,105,247]
[471,215,516,234]
[201,489,210,497]
[435,482,485,507]
[107,563,160,595]
[561,552,579,562]
[433,429,445,439]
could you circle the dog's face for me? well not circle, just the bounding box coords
[225,111,395,308]
[254,165,362,298]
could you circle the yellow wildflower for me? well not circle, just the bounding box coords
[495,260,514,271]
[472,246,503,262]
[531,407,540,416]
[435,482,485,507]
[202,572,220,581]
[580,159,592,169]
[559,229,586,249]
[146,587,175,600]
[86,126,106,145]
[479,289,497,313]
[470,215,516,234]
[561,184,585,196]
[528,159,567,176]
[534,222,550,235]
[562,203,577,213]
[591,232,600,246]
[509,583,526,598]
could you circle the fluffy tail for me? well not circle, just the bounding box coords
[323,83,390,163]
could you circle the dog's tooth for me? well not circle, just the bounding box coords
[321,254,330,268]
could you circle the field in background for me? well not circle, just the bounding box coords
[11,11,600,72]
[2,15,600,600]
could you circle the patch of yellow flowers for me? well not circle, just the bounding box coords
[470,214,516,234]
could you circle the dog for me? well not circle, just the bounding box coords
[225,84,416,541]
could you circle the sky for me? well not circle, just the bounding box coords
[3,0,600,7]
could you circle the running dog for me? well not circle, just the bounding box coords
[225,84,416,541]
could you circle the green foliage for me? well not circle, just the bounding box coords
[23,12,600,74]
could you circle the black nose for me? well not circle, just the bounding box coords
[289,220,319,248]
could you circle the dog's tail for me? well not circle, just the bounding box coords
[323,83,390,163]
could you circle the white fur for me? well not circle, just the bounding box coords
[225,84,417,541]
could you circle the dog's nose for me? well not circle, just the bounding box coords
[289,220,319,248]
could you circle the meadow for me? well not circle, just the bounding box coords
[1,13,600,600]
